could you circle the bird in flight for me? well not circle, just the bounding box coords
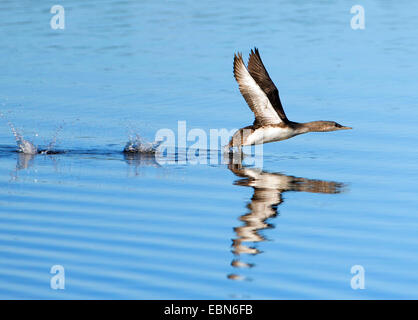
[227,48,351,151]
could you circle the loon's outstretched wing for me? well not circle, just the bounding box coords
[233,53,283,126]
[247,48,289,124]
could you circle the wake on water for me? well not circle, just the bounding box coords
[3,116,161,155]
[2,115,227,157]
[5,121,66,155]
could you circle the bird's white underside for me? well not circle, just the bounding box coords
[244,127,297,146]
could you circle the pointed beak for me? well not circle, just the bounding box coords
[339,126,352,130]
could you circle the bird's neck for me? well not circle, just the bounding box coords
[294,121,324,134]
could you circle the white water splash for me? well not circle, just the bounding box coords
[42,122,64,154]
[0,111,37,154]
[1,111,69,155]
[7,121,37,154]
[123,134,161,153]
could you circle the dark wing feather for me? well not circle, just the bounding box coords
[233,53,282,126]
[247,48,289,123]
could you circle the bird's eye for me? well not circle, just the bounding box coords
[335,123,342,128]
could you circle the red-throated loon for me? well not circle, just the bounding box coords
[227,48,351,151]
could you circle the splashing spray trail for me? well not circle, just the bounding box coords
[0,112,37,155]
[8,121,37,154]
[123,134,161,153]
[42,122,65,154]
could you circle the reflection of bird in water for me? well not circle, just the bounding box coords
[227,162,345,281]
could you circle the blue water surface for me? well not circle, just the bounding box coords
[0,0,417,299]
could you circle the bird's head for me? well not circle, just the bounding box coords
[305,121,352,132]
